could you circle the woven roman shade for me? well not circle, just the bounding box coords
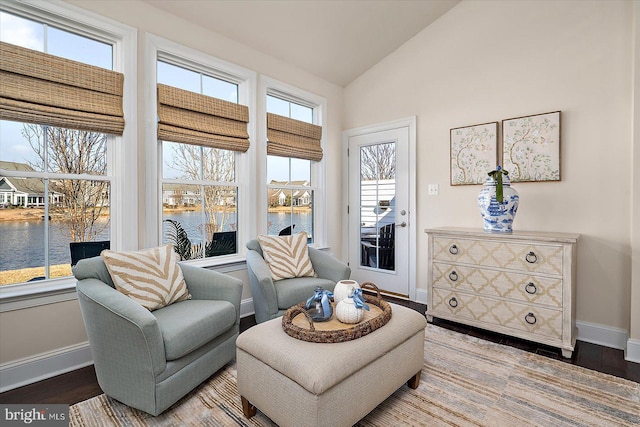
[0,41,124,135]
[157,84,249,152]
[267,112,323,161]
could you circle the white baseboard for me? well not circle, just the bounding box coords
[576,320,628,350]
[0,301,255,394]
[625,338,640,363]
[240,298,254,318]
[0,342,93,393]
[415,288,427,305]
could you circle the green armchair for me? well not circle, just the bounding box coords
[245,239,351,323]
[74,256,243,416]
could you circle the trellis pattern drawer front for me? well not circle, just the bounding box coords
[431,288,563,341]
[432,263,563,308]
[433,237,564,276]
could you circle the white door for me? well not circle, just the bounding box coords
[345,118,415,298]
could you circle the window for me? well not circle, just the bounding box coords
[0,1,136,292]
[158,61,241,259]
[266,95,313,240]
[265,86,325,245]
[147,35,255,263]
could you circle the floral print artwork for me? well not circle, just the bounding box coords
[450,122,498,185]
[502,111,560,182]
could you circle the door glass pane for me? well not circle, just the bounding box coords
[359,143,396,271]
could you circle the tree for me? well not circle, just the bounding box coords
[360,142,396,180]
[23,124,109,242]
[168,144,237,236]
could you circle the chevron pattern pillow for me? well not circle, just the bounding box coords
[101,244,191,311]
[257,232,316,281]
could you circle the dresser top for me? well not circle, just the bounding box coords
[424,227,580,243]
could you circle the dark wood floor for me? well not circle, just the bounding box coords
[1,300,638,406]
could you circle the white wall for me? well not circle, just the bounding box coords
[630,0,640,354]
[344,0,635,332]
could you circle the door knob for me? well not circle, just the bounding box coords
[396,221,407,227]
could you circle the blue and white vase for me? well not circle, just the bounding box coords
[478,174,519,233]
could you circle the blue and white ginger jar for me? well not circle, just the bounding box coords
[477,174,519,233]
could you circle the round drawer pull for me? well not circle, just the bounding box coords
[525,312,537,325]
[525,282,537,294]
[448,271,459,281]
[525,251,538,264]
[449,244,459,255]
[448,297,458,308]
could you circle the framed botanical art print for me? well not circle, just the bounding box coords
[450,122,498,185]
[502,111,561,182]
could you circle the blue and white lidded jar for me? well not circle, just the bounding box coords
[477,172,519,233]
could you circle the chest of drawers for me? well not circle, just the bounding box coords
[425,227,579,358]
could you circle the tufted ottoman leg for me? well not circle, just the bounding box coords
[407,370,421,389]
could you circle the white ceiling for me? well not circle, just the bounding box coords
[142,0,461,87]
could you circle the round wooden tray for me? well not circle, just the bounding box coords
[281,282,392,343]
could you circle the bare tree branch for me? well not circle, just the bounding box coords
[360,142,396,180]
[22,124,109,242]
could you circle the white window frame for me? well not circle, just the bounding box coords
[144,34,256,267]
[0,0,137,311]
[260,75,327,247]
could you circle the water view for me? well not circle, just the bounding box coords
[0,211,312,271]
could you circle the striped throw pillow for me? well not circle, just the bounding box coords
[257,232,316,281]
[101,244,191,311]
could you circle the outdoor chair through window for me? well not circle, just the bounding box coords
[70,240,111,266]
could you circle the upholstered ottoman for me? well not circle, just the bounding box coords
[236,302,427,427]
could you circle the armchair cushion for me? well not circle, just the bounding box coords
[101,244,191,311]
[153,299,236,360]
[275,277,337,310]
[257,232,316,280]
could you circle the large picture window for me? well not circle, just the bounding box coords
[0,9,121,286]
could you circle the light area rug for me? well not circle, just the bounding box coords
[70,324,639,427]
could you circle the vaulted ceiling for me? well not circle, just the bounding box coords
[142,0,460,87]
